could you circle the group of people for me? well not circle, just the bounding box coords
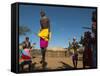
[69,31,96,69]
[82,10,97,68]
[66,10,97,69]
[19,9,51,71]
[71,10,97,69]
[19,10,97,71]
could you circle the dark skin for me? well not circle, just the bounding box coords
[23,37,31,49]
[72,39,78,68]
[40,12,50,32]
[82,32,93,68]
[40,11,50,69]
[20,37,32,71]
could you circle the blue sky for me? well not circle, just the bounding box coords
[19,4,96,49]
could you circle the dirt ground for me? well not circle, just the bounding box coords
[31,54,83,70]
[20,50,84,72]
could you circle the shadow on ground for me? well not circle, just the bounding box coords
[56,61,73,70]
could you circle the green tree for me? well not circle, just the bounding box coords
[19,25,31,36]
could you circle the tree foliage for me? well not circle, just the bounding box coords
[19,26,31,36]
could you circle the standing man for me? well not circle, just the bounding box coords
[82,31,93,68]
[38,9,51,69]
[71,37,79,68]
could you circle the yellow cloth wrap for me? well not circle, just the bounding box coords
[38,29,51,41]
